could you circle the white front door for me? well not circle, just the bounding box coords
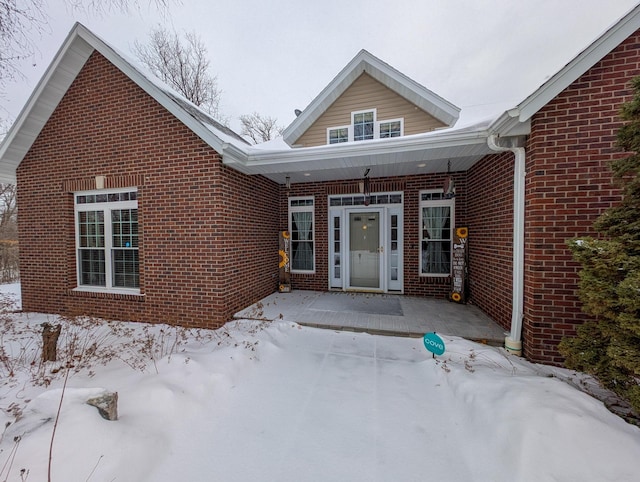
[328,193,403,293]
[348,211,382,290]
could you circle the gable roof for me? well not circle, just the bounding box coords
[3,5,640,185]
[0,22,248,183]
[281,49,461,146]
[489,3,640,135]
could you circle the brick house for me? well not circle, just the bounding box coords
[1,6,639,364]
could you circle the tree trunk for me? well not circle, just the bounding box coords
[42,323,62,362]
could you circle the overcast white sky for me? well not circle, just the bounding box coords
[2,0,639,133]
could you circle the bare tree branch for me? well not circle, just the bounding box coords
[239,112,284,144]
[133,26,223,120]
[0,1,172,90]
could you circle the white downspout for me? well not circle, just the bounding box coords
[487,135,525,356]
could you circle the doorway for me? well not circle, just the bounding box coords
[349,211,381,289]
[328,192,403,293]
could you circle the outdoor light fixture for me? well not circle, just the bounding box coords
[285,176,291,190]
[362,168,371,206]
[444,160,456,199]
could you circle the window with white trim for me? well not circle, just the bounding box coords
[75,189,139,291]
[379,119,403,138]
[288,197,315,273]
[420,190,453,276]
[328,126,349,144]
[327,109,404,144]
[353,110,375,141]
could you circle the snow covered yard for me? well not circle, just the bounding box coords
[1,283,640,482]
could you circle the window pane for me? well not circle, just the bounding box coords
[80,249,106,286]
[380,120,401,138]
[78,211,104,248]
[112,209,138,248]
[291,210,314,271]
[421,205,452,275]
[113,249,140,288]
[329,127,348,144]
[354,111,374,141]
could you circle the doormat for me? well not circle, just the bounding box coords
[309,294,403,316]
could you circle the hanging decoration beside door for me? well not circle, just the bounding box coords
[279,231,291,292]
[450,227,468,303]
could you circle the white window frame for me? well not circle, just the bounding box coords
[352,109,377,141]
[288,196,315,274]
[327,125,350,144]
[74,187,140,294]
[419,189,454,277]
[327,109,405,144]
[379,118,404,138]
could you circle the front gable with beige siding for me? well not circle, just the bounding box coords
[295,72,447,147]
[282,49,460,148]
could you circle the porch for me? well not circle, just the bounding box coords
[234,291,506,345]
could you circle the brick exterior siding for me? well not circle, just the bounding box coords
[15,28,640,364]
[521,30,640,363]
[17,51,279,328]
[466,29,640,364]
[280,172,467,298]
[466,151,515,333]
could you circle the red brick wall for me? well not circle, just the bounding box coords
[522,30,640,363]
[280,171,467,297]
[17,51,279,328]
[466,151,515,332]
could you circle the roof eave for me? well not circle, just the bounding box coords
[493,3,640,128]
[282,49,460,146]
[0,23,247,183]
[226,126,491,175]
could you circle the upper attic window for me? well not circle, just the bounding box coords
[327,109,404,144]
[353,110,375,141]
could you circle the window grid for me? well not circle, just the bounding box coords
[379,120,402,138]
[329,127,349,144]
[420,191,454,276]
[289,197,315,273]
[75,189,139,291]
[353,111,375,141]
[329,193,402,206]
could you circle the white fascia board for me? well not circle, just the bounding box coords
[0,25,94,180]
[0,22,247,183]
[75,26,237,156]
[228,126,490,174]
[492,4,640,131]
[282,49,460,145]
[361,53,460,126]
[282,52,366,145]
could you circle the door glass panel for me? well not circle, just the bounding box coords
[349,212,380,288]
[333,216,341,279]
[390,214,398,281]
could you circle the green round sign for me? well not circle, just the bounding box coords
[423,332,445,356]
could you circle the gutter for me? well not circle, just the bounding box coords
[487,134,526,356]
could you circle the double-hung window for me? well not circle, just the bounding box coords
[289,197,315,273]
[420,190,454,276]
[75,189,139,292]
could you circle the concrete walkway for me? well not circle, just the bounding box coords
[235,290,506,346]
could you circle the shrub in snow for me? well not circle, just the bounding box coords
[560,76,640,415]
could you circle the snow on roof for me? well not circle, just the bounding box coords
[2,4,640,184]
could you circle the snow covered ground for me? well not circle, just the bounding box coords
[1,283,640,482]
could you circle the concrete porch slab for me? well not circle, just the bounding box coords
[234,290,507,346]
